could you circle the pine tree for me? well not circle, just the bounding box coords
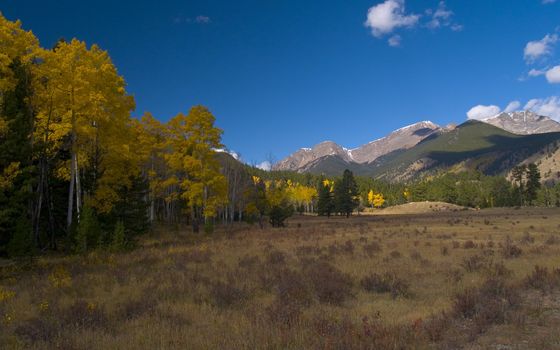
[525,163,541,205]
[333,170,359,218]
[317,178,334,217]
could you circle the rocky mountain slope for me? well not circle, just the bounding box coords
[481,111,560,135]
[273,121,441,172]
[273,111,560,181]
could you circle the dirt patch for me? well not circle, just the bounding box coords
[364,201,470,215]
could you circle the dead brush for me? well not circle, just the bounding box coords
[237,254,261,270]
[304,261,354,305]
[360,272,410,299]
[409,250,422,261]
[210,278,249,308]
[267,269,313,327]
[363,241,382,257]
[461,255,487,273]
[14,317,59,345]
[520,232,535,245]
[502,236,522,259]
[266,249,287,265]
[60,300,109,330]
[544,235,560,245]
[452,277,520,332]
[523,265,560,293]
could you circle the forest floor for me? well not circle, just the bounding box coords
[1,207,560,349]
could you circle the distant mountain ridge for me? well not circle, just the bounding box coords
[274,111,560,181]
[273,121,441,172]
[480,111,560,135]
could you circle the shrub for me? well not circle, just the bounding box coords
[305,261,354,305]
[360,272,410,299]
[110,220,126,252]
[267,269,313,327]
[268,202,294,228]
[502,236,522,259]
[266,250,286,265]
[74,206,101,253]
[453,278,520,331]
[210,280,248,308]
[523,265,560,293]
[463,240,476,249]
[14,317,58,344]
[363,242,382,257]
[461,255,486,273]
[61,300,108,329]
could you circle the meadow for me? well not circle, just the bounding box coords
[1,206,560,349]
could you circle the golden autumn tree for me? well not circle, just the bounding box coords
[134,113,170,222]
[0,12,39,177]
[166,106,227,233]
[33,39,135,228]
[367,190,385,209]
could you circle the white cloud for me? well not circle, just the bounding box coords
[524,34,558,63]
[546,65,560,83]
[388,35,402,46]
[364,0,420,38]
[467,105,501,120]
[450,24,464,32]
[256,161,271,171]
[427,1,454,29]
[525,96,560,120]
[195,15,211,24]
[504,101,521,113]
[543,0,557,4]
[528,68,546,77]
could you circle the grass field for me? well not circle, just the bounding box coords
[2,206,560,349]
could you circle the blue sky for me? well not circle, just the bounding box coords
[3,0,560,166]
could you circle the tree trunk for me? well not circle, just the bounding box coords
[74,152,81,221]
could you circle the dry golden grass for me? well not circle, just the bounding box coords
[1,207,560,349]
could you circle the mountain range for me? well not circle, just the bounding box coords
[273,111,560,183]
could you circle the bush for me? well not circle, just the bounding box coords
[305,261,354,305]
[360,272,410,299]
[110,220,126,252]
[502,236,522,259]
[363,242,382,257]
[452,278,520,332]
[268,202,294,228]
[523,265,560,293]
[210,279,248,308]
[61,300,108,329]
[267,269,313,327]
[74,206,101,253]
[461,255,486,272]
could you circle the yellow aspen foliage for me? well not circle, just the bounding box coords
[368,190,385,208]
[373,193,385,208]
[403,189,411,202]
[0,162,21,190]
[33,39,135,213]
[166,106,227,219]
[367,190,375,207]
[0,12,39,94]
